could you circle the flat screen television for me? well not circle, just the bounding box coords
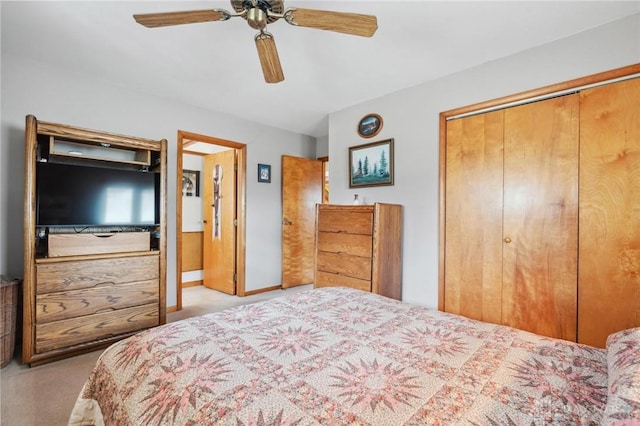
[36,162,160,228]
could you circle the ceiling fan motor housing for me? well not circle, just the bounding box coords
[232,0,284,25]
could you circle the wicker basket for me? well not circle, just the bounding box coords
[1,275,19,368]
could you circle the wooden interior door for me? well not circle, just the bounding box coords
[202,149,236,294]
[578,77,640,347]
[501,94,579,341]
[444,110,504,325]
[281,155,322,288]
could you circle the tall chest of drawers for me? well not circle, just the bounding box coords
[314,203,402,300]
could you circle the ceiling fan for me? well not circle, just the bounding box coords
[133,0,378,84]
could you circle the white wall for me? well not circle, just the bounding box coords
[0,54,316,306]
[182,154,205,233]
[315,135,329,159]
[328,14,640,308]
[181,154,204,285]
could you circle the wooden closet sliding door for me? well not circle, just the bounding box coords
[444,110,504,325]
[444,94,579,341]
[578,78,640,347]
[501,95,579,340]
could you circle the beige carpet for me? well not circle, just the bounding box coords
[0,284,311,426]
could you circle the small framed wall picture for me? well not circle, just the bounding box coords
[258,163,271,183]
[357,113,383,138]
[182,169,200,197]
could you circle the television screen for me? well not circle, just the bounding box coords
[36,162,159,227]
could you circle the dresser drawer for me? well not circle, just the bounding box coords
[36,279,159,324]
[35,303,159,353]
[36,254,159,294]
[317,251,371,280]
[315,271,371,292]
[318,211,373,235]
[48,232,150,257]
[317,232,372,257]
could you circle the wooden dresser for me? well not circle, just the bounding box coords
[23,115,167,365]
[34,253,160,354]
[314,203,402,300]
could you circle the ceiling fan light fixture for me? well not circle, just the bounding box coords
[247,7,268,30]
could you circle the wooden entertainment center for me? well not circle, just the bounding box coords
[22,115,167,366]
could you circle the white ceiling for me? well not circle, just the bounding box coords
[3,1,639,138]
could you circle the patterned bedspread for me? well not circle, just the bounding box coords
[69,287,617,425]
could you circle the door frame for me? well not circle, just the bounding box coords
[176,130,247,311]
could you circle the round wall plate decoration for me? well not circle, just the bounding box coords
[357,113,383,138]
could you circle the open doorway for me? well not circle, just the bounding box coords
[176,130,247,311]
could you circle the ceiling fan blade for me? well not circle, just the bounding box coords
[255,32,284,84]
[133,10,228,28]
[286,8,377,37]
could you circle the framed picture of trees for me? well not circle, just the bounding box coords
[349,138,394,188]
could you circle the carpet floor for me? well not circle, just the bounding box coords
[0,284,311,426]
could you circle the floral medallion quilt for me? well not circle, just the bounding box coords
[69,287,614,425]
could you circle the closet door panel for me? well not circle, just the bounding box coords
[502,95,579,341]
[578,78,640,347]
[444,110,504,324]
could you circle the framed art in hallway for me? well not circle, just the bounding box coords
[182,170,200,197]
[349,138,394,188]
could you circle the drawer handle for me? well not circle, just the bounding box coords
[95,233,117,238]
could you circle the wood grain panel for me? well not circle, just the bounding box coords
[502,94,579,341]
[37,120,160,151]
[317,232,372,257]
[317,209,373,234]
[578,77,640,347]
[316,251,372,281]
[371,203,403,300]
[35,304,159,353]
[315,271,371,292]
[182,232,203,272]
[22,115,38,365]
[48,232,150,257]
[444,110,504,324]
[203,149,236,294]
[281,156,323,288]
[36,254,159,294]
[36,279,159,324]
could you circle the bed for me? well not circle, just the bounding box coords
[69,287,640,425]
